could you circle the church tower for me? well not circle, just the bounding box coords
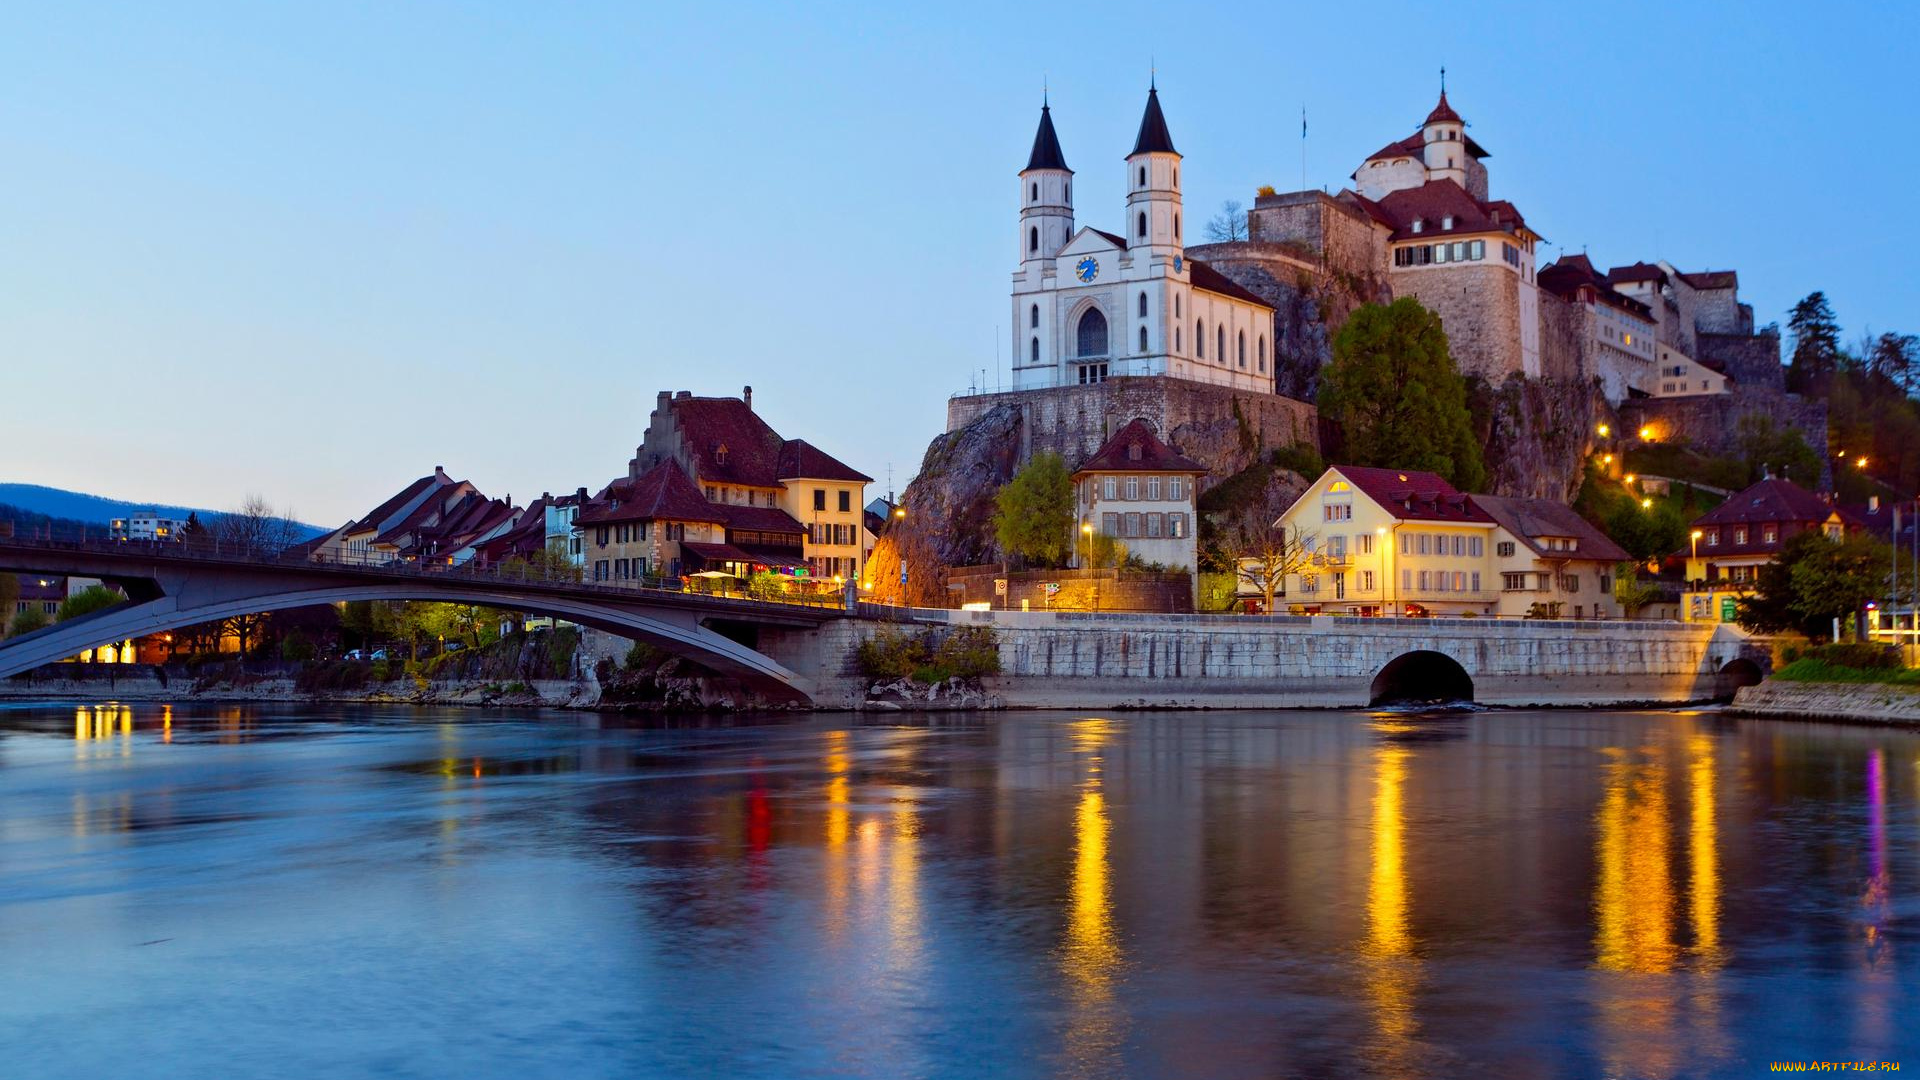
[1125,84,1182,262]
[1019,101,1073,265]
[1420,89,1468,190]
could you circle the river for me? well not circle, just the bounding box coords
[0,701,1914,1078]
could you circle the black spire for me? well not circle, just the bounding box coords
[1130,86,1177,156]
[1025,103,1071,172]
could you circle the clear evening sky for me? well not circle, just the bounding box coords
[5,1,1913,524]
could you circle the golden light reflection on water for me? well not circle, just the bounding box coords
[822,730,852,942]
[1688,735,1723,970]
[1359,742,1419,1070]
[73,704,134,760]
[1060,718,1122,1078]
[1594,745,1677,974]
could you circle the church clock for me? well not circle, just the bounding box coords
[1075,257,1099,283]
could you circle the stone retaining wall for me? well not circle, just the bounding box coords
[1728,680,1920,725]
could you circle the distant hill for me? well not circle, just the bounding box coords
[0,484,328,540]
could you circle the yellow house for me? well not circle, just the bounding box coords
[1272,466,1631,618]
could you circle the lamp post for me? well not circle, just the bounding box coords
[1690,529,1703,581]
[1376,526,1389,618]
[1081,522,1093,569]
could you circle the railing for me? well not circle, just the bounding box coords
[0,530,848,616]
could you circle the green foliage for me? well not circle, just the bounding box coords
[1736,532,1891,638]
[1621,443,1747,493]
[1785,291,1842,395]
[993,451,1075,567]
[1270,442,1325,480]
[1773,658,1920,685]
[931,626,1002,679]
[1612,564,1668,617]
[855,626,933,680]
[1319,297,1486,492]
[1734,414,1822,487]
[9,606,50,636]
[1525,601,1564,619]
[500,543,582,583]
[0,575,17,629]
[545,626,580,673]
[294,659,372,692]
[1573,464,1687,562]
[1196,573,1240,612]
[624,641,667,672]
[57,585,121,622]
[1084,533,1128,569]
[855,625,1000,683]
[277,632,316,663]
[1789,642,1902,669]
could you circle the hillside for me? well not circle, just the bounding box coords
[0,484,328,540]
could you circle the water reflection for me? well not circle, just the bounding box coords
[1359,738,1418,1069]
[1060,717,1122,1078]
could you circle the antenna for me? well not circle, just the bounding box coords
[1301,104,1307,193]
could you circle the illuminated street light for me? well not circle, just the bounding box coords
[1638,426,1654,441]
[893,507,906,519]
[1691,529,1703,566]
[1856,456,1869,469]
[1641,498,1653,509]
[1597,423,1611,437]
[1602,453,1613,464]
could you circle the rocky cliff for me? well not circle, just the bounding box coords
[1473,374,1609,503]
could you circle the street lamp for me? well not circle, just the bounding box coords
[1856,456,1869,470]
[1690,529,1703,586]
[1376,526,1389,618]
[1081,521,1094,568]
[1639,426,1655,442]
[1597,423,1611,438]
[1641,497,1653,509]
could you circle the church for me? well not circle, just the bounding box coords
[1011,87,1277,395]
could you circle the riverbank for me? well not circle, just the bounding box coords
[1728,680,1920,725]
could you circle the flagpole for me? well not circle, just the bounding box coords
[1300,105,1307,192]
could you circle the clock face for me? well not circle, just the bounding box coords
[1174,255,1184,272]
[1076,257,1099,283]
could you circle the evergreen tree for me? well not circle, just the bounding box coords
[1785,291,1842,395]
[992,452,1075,568]
[1319,298,1486,492]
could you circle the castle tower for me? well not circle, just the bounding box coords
[1420,89,1469,190]
[1124,84,1182,261]
[1019,101,1074,265]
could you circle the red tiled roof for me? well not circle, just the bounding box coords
[1424,90,1462,126]
[1188,258,1270,308]
[578,461,726,526]
[344,473,448,536]
[1537,255,1655,320]
[1471,494,1630,563]
[1073,418,1207,476]
[1692,479,1834,529]
[1678,270,1737,291]
[1607,261,1667,286]
[717,503,805,535]
[1366,180,1529,242]
[670,397,787,489]
[776,438,872,483]
[1362,133,1425,163]
[1334,465,1494,523]
[376,483,477,545]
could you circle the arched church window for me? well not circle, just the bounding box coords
[1138,166,1146,187]
[1174,213,1180,238]
[1217,326,1226,363]
[1137,293,1147,317]
[1195,321,1205,358]
[1076,308,1108,357]
[1029,226,1039,253]
[1030,336,1039,363]
[1238,330,1246,368]
[1259,336,1267,367]
[1173,167,1178,187]
[1174,295,1181,317]
[1137,212,1147,239]
[1030,304,1039,329]
[1139,326,1149,353]
[1031,182,1038,201]
[1175,326,1182,351]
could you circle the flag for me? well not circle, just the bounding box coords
[1302,107,1307,138]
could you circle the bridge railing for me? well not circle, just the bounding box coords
[0,529,848,615]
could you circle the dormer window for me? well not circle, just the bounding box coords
[1411,219,1424,234]
[1442,215,1454,230]
[715,444,729,465]
[1128,442,1143,461]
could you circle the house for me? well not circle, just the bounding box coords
[1679,478,1847,623]
[576,461,729,583]
[1071,418,1203,578]
[109,511,191,542]
[308,466,517,567]
[626,388,871,582]
[1269,466,1631,618]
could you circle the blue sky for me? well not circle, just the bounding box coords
[4,1,1913,523]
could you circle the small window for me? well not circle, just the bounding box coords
[1137,211,1147,239]
[1195,321,1205,358]
[1174,295,1181,317]
[1138,293,1148,317]
[1217,326,1226,363]
[1030,304,1039,328]
[1139,326,1149,352]
[1138,166,1146,187]
[813,489,826,511]
[1173,167,1178,187]
[1028,226,1039,253]
[1030,181,1038,201]
[1174,213,1180,238]
[1030,336,1039,363]
[1237,330,1246,368]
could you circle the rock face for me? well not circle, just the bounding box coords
[867,403,1026,606]
[1475,374,1606,503]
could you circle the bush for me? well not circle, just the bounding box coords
[278,633,316,663]
[1271,442,1325,480]
[1774,658,1920,685]
[854,626,933,680]
[932,626,1001,679]
[1805,643,1900,669]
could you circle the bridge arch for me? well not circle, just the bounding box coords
[1370,650,1474,706]
[0,582,816,702]
[1716,657,1764,697]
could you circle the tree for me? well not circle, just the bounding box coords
[1736,531,1889,640]
[1204,200,1247,243]
[1785,291,1842,395]
[0,575,17,635]
[1734,413,1822,486]
[1867,332,1918,395]
[219,611,272,656]
[1085,533,1129,569]
[501,542,582,583]
[993,452,1074,568]
[218,494,302,557]
[1319,298,1486,492]
[1227,521,1319,613]
[57,585,122,622]
[9,607,50,637]
[1612,564,1667,618]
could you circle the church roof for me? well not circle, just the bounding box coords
[1024,104,1071,172]
[1129,87,1178,156]
[1424,90,1463,125]
[1086,227,1129,249]
[1363,133,1426,163]
[1074,418,1206,476]
[1187,258,1270,308]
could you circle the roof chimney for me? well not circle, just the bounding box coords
[676,390,691,399]
[743,385,753,410]
[576,487,588,503]
[435,464,447,479]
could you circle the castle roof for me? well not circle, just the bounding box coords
[1424,90,1462,125]
[1678,269,1738,291]
[1607,261,1668,286]
[1538,255,1654,320]
[1074,418,1206,476]
[1024,104,1071,172]
[1355,179,1530,242]
[1129,87,1178,156]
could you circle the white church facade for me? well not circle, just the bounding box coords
[1010,88,1276,395]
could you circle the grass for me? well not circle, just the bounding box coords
[1772,659,1920,686]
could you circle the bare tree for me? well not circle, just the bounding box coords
[218,494,302,557]
[1230,521,1319,613]
[1204,200,1247,243]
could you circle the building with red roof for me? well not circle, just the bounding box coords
[1070,419,1205,584]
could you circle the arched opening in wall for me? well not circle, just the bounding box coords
[1076,308,1108,357]
[1717,658,1763,697]
[1137,211,1147,239]
[1030,336,1040,363]
[1370,650,1474,706]
[1030,304,1039,329]
[1139,326,1149,353]
[1029,226,1039,253]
